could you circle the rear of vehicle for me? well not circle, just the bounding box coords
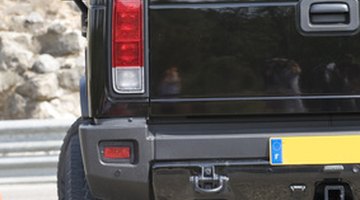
[79,0,360,199]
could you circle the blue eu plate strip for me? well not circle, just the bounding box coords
[271,138,283,164]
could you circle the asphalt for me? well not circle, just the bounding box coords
[0,182,57,200]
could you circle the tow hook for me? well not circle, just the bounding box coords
[190,166,229,193]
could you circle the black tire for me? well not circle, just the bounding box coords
[57,118,96,200]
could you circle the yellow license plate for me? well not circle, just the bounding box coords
[270,135,360,165]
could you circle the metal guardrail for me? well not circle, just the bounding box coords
[0,119,74,184]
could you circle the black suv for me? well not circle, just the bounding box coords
[58,0,360,199]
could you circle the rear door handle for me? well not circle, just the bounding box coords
[299,0,360,34]
[310,3,350,24]
[310,3,349,14]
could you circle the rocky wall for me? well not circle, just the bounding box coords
[0,0,85,119]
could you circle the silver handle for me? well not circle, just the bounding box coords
[190,175,229,193]
[309,3,350,24]
[299,0,359,34]
[310,3,349,14]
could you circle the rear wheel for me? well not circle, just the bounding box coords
[57,118,96,200]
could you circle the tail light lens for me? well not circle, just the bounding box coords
[112,0,144,94]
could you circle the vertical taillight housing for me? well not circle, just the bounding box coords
[112,0,144,94]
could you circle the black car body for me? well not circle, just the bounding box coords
[60,0,360,199]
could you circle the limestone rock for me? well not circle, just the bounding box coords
[25,12,44,25]
[57,67,83,91]
[48,23,67,35]
[0,20,7,31]
[0,0,85,119]
[32,54,60,73]
[59,56,85,69]
[0,32,35,73]
[26,101,77,119]
[36,23,81,56]
[24,12,45,34]
[16,73,59,101]
[4,93,27,119]
[8,16,26,32]
[50,93,81,117]
[0,71,23,93]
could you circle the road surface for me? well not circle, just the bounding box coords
[0,182,57,200]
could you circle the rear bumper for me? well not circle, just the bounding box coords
[153,162,360,200]
[79,119,153,200]
[79,118,360,200]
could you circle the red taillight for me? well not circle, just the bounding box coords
[114,42,141,66]
[103,146,131,159]
[112,0,144,93]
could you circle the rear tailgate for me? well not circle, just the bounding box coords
[148,0,360,199]
[149,0,360,117]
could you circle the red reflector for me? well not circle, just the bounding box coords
[103,146,131,159]
[112,0,143,68]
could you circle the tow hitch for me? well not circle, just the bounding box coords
[314,181,353,200]
[325,185,345,200]
[190,166,229,193]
